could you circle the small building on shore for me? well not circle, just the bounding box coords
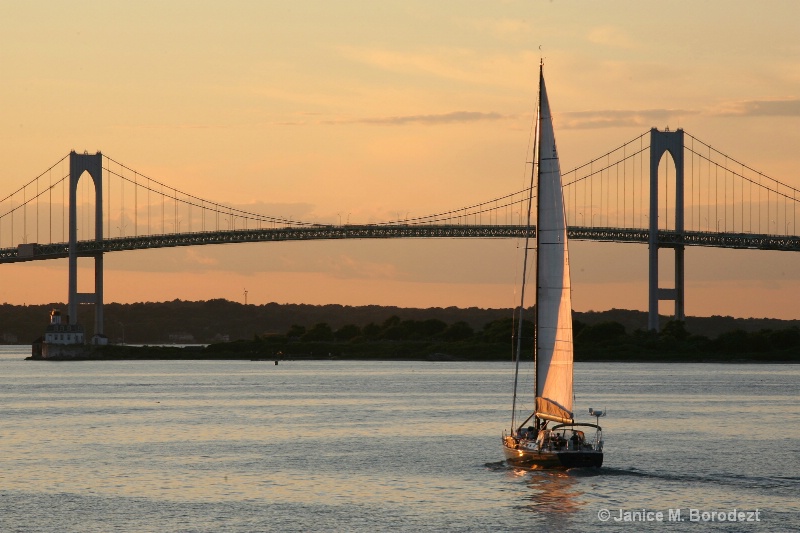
[32,309,100,359]
[43,309,84,344]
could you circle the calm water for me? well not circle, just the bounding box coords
[0,345,797,532]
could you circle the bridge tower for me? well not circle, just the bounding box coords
[68,151,104,339]
[648,128,685,331]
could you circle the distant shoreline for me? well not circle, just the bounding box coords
[24,343,800,364]
[4,301,800,347]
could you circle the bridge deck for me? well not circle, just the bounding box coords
[1,225,799,263]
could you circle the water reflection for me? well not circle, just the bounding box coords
[515,468,584,516]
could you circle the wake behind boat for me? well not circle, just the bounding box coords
[502,63,604,469]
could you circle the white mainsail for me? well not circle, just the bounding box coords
[534,68,574,424]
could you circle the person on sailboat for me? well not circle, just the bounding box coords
[570,431,583,450]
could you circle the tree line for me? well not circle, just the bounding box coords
[572,319,800,361]
[2,300,799,362]
[206,315,800,362]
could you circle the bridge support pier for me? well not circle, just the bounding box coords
[648,129,685,331]
[68,151,104,340]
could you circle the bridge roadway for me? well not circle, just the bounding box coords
[1,224,799,264]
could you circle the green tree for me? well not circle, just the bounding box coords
[440,321,474,341]
[483,317,533,346]
[576,321,626,345]
[362,322,381,339]
[767,327,800,350]
[573,319,587,339]
[661,320,689,341]
[380,321,411,340]
[381,316,401,330]
[334,324,361,341]
[416,319,448,339]
[302,323,334,341]
[712,329,752,353]
[287,324,306,339]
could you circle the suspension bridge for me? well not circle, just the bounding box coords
[2,128,798,335]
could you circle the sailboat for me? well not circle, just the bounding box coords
[502,64,604,469]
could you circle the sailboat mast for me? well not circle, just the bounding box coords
[510,64,542,433]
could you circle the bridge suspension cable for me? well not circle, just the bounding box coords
[684,132,799,236]
[102,154,322,237]
[0,129,798,255]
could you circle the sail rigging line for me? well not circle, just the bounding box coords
[510,64,542,435]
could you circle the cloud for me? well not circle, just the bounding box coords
[557,98,800,129]
[324,111,508,126]
[559,108,697,129]
[712,98,800,117]
[313,99,800,129]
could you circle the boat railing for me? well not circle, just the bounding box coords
[504,426,603,452]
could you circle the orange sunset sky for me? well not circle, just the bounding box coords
[1,1,800,320]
